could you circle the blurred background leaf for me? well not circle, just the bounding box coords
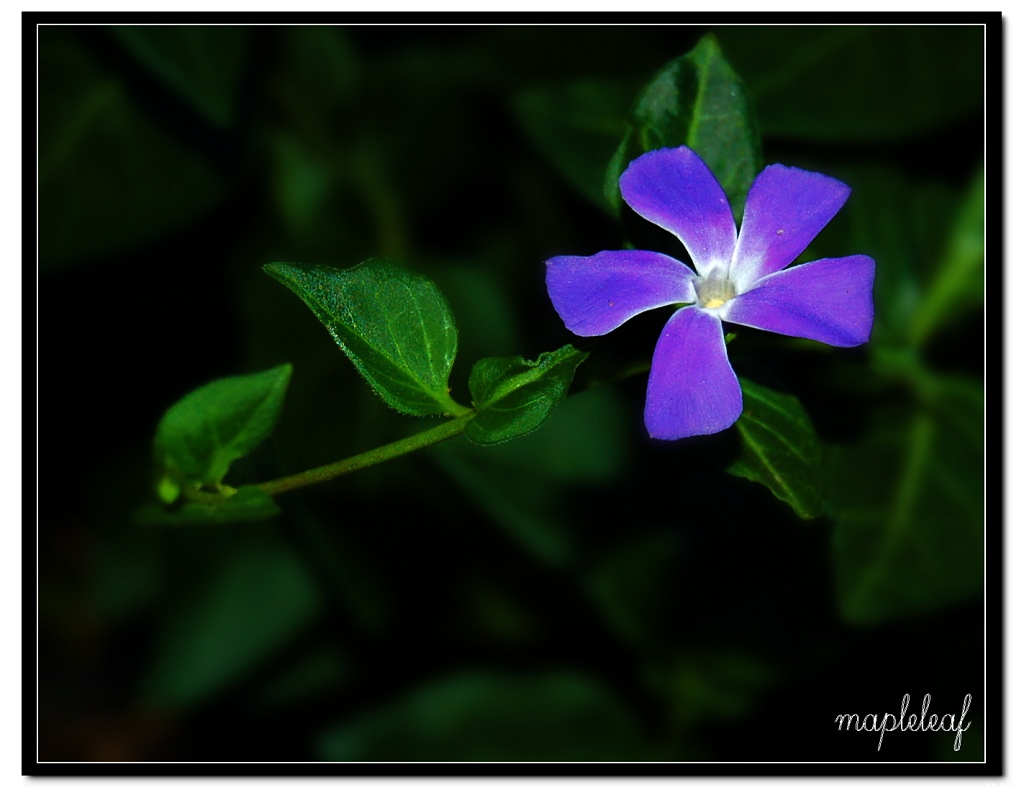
[717,26,984,142]
[317,670,653,761]
[809,152,985,627]
[142,527,322,710]
[434,387,629,565]
[658,650,776,731]
[110,26,251,129]
[828,375,984,625]
[38,27,231,269]
[512,78,635,211]
[908,168,985,348]
[827,165,981,351]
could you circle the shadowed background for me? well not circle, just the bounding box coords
[37,23,986,764]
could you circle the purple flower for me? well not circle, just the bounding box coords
[546,145,875,440]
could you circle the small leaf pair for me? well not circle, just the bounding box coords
[264,259,587,446]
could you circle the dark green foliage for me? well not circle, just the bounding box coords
[513,79,635,210]
[727,378,824,520]
[110,26,251,128]
[435,388,628,565]
[829,376,984,625]
[818,156,985,624]
[317,671,652,761]
[717,26,984,142]
[606,34,762,219]
[142,530,321,709]
[265,259,463,417]
[38,27,229,268]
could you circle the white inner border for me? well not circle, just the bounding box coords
[12,0,1018,796]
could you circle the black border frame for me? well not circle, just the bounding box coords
[24,9,1004,778]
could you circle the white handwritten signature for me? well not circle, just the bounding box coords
[834,693,972,751]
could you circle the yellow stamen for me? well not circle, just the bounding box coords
[695,267,736,310]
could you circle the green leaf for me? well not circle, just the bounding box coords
[606,33,762,219]
[317,670,651,761]
[143,531,320,709]
[264,259,465,417]
[828,376,984,625]
[155,364,292,493]
[512,78,635,209]
[466,345,588,445]
[716,26,983,142]
[726,378,823,519]
[137,486,281,527]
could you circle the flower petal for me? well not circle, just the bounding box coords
[729,164,851,292]
[545,250,695,337]
[722,255,875,347]
[619,146,737,277]
[644,306,742,440]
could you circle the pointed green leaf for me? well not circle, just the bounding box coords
[829,376,984,625]
[465,345,588,445]
[726,378,823,519]
[155,364,292,493]
[265,259,464,417]
[605,33,762,219]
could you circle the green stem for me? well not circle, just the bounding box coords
[253,345,643,499]
[258,412,475,497]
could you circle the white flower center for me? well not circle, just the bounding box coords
[695,267,736,310]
